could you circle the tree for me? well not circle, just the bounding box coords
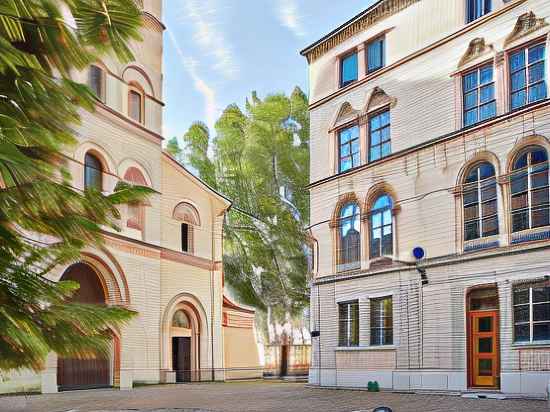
[0,0,152,372]
[181,88,310,340]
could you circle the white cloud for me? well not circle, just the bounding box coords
[181,0,239,79]
[167,29,218,131]
[276,0,306,38]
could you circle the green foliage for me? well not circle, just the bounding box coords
[0,0,150,372]
[181,89,310,320]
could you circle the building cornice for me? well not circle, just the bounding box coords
[307,99,550,190]
[307,0,527,110]
[300,0,420,63]
[312,241,550,286]
[93,101,163,145]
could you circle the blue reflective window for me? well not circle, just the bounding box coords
[369,110,391,162]
[370,195,393,258]
[463,162,498,241]
[339,203,361,270]
[340,52,358,88]
[463,64,496,127]
[338,125,360,172]
[367,37,385,74]
[511,147,550,232]
[510,43,547,110]
[466,0,491,23]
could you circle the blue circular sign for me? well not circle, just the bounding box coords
[413,247,425,260]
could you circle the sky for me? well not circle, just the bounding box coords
[162,0,375,142]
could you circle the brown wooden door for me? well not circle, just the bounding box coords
[173,337,191,382]
[468,311,499,388]
[57,356,110,390]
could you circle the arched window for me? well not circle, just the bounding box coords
[88,65,105,101]
[338,203,361,271]
[511,146,549,232]
[172,310,191,328]
[463,162,499,241]
[84,152,103,191]
[124,167,148,233]
[369,195,393,258]
[173,202,200,255]
[128,84,144,124]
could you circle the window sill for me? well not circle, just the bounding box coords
[336,345,396,351]
[512,341,550,349]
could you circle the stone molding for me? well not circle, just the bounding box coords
[302,0,420,63]
[504,11,548,46]
[458,38,494,68]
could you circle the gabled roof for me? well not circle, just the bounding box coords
[162,151,232,210]
[300,0,420,63]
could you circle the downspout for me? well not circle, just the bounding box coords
[210,205,216,381]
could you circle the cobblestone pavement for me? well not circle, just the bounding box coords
[1,381,547,412]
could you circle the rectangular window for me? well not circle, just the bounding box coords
[367,37,385,74]
[369,110,391,162]
[340,52,358,88]
[338,301,359,347]
[89,65,104,100]
[181,223,189,252]
[338,125,360,173]
[370,296,393,346]
[463,64,496,127]
[466,0,491,23]
[514,284,550,343]
[510,43,547,110]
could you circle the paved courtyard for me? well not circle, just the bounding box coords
[1,381,547,412]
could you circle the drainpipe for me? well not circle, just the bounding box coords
[210,207,215,382]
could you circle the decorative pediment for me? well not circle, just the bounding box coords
[332,102,359,128]
[364,87,397,114]
[504,11,548,46]
[458,38,493,68]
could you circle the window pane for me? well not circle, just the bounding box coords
[511,174,528,194]
[464,90,478,110]
[534,323,550,341]
[129,90,142,122]
[370,147,380,162]
[510,50,526,72]
[480,183,496,202]
[529,61,545,83]
[381,142,391,158]
[479,84,494,103]
[89,66,103,98]
[465,221,480,241]
[371,130,381,146]
[463,189,478,205]
[514,305,529,322]
[532,188,549,206]
[512,210,529,232]
[341,144,351,157]
[532,208,549,228]
[380,126,391,142]
[514,288,529,305]
[480,66,493,84]
[464,109,478,126]
[479,337,492,353]
[367,38,384,73]
[480,100,496,122]
[464,204,479,221]
[534,303,550,322]
[340,158,352,172]
[478,316,492,332]
[533,287,550,303]
[341,53,358,86]
[511,71,526,92]
[528,44,545,64]
[529,82,547,103]
[482,216,499,237]
[514,324,530,342]
[379,110,390,126]
[463,71,478,91]
[84,153,102,191]
[478,359,492,376]
[481,200,497,218]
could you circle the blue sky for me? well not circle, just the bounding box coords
[162,0,375,141]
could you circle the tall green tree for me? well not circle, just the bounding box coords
[0,0,152,372]
[182,88,310,331]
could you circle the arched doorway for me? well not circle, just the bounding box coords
[170,308,200,382]
[57,262,114,390]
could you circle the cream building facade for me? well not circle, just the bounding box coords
[303,0,550,397]
[3,1,261,393]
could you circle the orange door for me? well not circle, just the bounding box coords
[469,311,499,388]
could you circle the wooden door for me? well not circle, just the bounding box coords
[468,311,499,388]
[57,356,110,390]
[173,337,191,382]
